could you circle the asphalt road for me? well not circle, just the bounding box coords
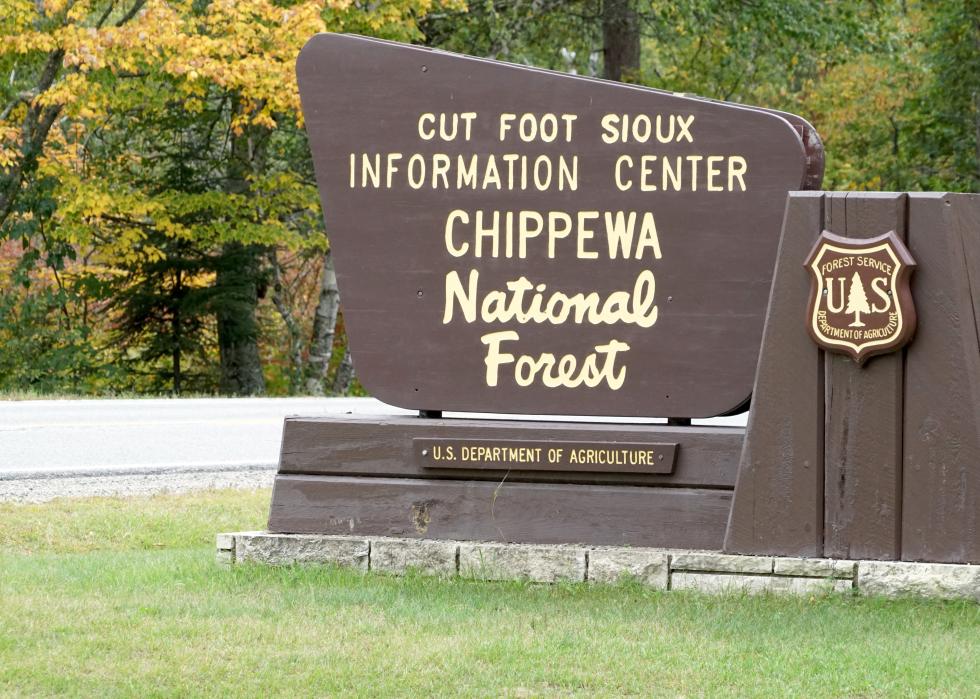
[0,397,413,475]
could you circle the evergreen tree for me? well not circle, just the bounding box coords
[846,272,871,327]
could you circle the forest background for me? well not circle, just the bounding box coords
[0,0,977,397]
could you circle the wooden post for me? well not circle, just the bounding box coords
[822,193,906,560]
[724,191,826,557]
[901,194,980,563]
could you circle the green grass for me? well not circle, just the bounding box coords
[1,491,977,698]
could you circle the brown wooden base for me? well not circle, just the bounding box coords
[268,415,743,549]
[725,192,980,564]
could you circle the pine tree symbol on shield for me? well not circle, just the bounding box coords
[845,271,870,327]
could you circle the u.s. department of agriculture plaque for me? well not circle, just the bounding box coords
[804,230,917,364]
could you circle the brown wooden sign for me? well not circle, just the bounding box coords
[804,230,916,364]
[413,438,677,474]
[297,33,822,417]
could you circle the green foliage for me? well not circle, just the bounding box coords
[0,286,101,392]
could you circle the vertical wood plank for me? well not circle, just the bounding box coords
[823,192,906,560]
[724,191,825,557]
[902,193,980,563]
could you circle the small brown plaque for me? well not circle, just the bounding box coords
[414,438,677,474]
[804,230,917,364]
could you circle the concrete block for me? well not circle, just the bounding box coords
[773,557,856,579]
[671,551,773,574]
[215,549,234,567]
[370,538,457,576]
[770,576,852,595]
[588,548,669,588]
[235,533,369,570]
[459,542,586,583]
[672,572,850,596]
[858,561,980,601]
[215,533,236,551]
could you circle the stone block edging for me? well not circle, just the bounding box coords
[216,532,979,602]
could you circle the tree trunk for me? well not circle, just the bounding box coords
[215,101,267,395]
[215,241,266,395]
[331,345,355,395]
[305,249,340,395]
[172,268,182,395]
[602,0,640,82]
[0,50,65,230]
[269,251,304,392]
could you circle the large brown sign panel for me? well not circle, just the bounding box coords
[297,34,820,417]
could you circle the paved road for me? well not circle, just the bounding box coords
[0,397,413,475]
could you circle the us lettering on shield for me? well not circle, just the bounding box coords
[804,230,917,364]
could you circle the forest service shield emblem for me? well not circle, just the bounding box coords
[804,230,917,364]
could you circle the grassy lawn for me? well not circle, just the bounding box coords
[1,491,977,698]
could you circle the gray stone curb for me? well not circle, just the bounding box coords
[459,542,585,582]
[218,532,979,602]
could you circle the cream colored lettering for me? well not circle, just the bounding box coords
[418,113,435,140]
[407,154,425,189]
[482,155,502,189]
[431,154,451,188]
[686,155,702,191]
[706,155,724,191]
[457,154,478,189]
[604,211,637,259]
[348,153,576,192]
[475,210,500,257]
[547,212,572,258]
[533,157,552,190]
[501,113,577,142]
[870,277,892,313]
[577,211,599,259]
[498,113,516,141]
[480,331,631,389]
[635,213,662,260]
[361,153,380,188]
[675,114,694,142]
[443,268,658,328]
[385,153,402,188]
[600,113,696,144]
[444,210,470,258]
[519,211,544,258]
[728,156,747,190]
[615,155,633,191]
[419,112,477,141]
[443,208,661,260]
[481,330,518,387]
[640,155,658,192]
[443,269,478,323]
[611,155,746,192]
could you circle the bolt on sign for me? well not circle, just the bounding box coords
[804,230,917,364]
[297,34,822,417]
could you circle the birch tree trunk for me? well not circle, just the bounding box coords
[305,249,340,395]
[331,345,355,395]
